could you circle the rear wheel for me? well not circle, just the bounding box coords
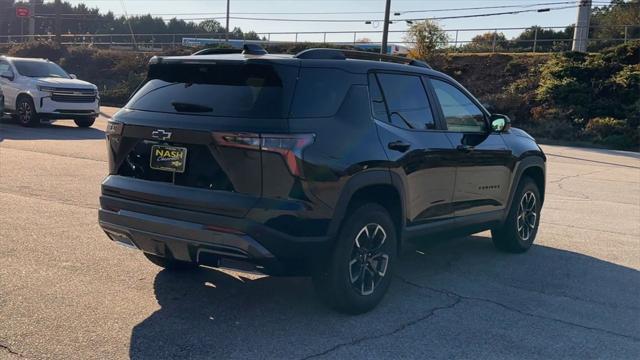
[74,116,96,128]
[313,203,397,314]
[16,96,38,127]
[492,177,541,253]
[143,253,198,271]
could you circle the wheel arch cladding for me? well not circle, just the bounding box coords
[521,165,545,205]
[343,183,403,253]
[16,92,34,108]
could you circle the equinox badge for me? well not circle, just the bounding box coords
[151,129,172,141]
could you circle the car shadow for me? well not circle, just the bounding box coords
[128,234,640,359]
[0,116,105,141]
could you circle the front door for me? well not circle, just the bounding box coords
[369,72,457,224]
[427,77,514,218]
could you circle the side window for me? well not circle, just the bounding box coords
[431,79,486,133]
[0,61,11,74]
[376,73,436,130]
[368,73,388,121]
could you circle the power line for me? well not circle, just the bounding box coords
[36,1,612,17]
[145,5,584,23]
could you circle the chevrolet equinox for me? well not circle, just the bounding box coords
[99,47,546,314]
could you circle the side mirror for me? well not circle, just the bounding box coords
[0,71,14,81]
[490,114,511,132]
[69,74,78,79]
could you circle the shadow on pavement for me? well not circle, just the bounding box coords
[0,117,104,141]
[129,234,640,359]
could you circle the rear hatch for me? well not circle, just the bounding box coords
[105,57,302,217]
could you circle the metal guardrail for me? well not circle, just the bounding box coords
[1,25,638,53]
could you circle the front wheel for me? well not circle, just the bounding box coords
[492,177,541,253]
[313,203,397,314]
[16,97,39,127]
[74,116,96,128]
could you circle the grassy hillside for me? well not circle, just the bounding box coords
[2,41,638,150]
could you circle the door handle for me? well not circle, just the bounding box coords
[456,144,474,152]
[388,141,411,153]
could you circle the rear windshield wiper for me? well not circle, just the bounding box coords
[171,101,213,113]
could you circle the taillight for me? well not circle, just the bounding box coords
[105,121,123,136]
[212,132,315,177]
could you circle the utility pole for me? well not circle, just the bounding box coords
[54,0,61,43]
[572,0,592,52]
[380,0,391,54]
[225,0,230,42]
[28,0,36,37]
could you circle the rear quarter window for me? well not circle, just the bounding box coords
[289,67,354,118]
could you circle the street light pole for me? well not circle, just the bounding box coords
[28,0,36,37]
[572,0,592,52]
[380,0,391,54]
[225,0,230,42]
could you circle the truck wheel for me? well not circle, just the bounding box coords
[492,177,541,253]
[74,116,96,128]
[313,203,397,314]
[143,253,197,271]
[16,97,39,127]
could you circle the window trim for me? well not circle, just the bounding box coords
[367,70,445,132]
[425,75,491,134]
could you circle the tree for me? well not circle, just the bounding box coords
[199,19,223,34]
[462,32,508,52]
[513,26,573,52]
[404,19,448,59]
[590,0,640,50]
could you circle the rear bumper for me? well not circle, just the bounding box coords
[99,176,332,275]
[99,208,286,274]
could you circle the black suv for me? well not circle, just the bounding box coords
[99,48,545,314]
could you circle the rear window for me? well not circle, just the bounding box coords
[127,62,298,118]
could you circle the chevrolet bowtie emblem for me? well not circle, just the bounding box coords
[151,129,172,141]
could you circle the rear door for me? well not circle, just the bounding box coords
[426,77,513,218]
[106,60,299,217]
[370,72,457,224]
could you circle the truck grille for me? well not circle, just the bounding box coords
[51,94,96,103]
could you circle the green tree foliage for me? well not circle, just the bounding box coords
[0,1,255,40]
[405,20,448,59]
[513,26,574,52]
[590,0,640,50]
[460,32,508,52]
[536,41,639,148]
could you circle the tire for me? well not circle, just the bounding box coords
[74,117,96,128]
[143,253,198,271]
[492,177,541,253]
[313,203,397,314]
[16,96,39,127]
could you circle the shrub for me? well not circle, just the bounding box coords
[7,41,66,61]
[584,117,639,149]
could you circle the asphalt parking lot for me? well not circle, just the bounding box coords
[1,108,639,359]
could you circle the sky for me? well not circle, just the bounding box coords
[61,0,608,44]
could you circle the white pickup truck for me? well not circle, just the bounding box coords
[0,56,99,127]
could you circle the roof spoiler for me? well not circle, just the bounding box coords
[294,48,431,69]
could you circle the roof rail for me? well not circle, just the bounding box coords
[190,44,268,56]
[294,48,431,69]
[192,48,243,56]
